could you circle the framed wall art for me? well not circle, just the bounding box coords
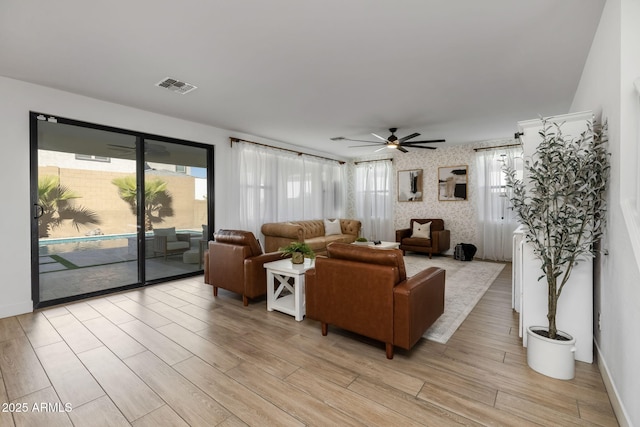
[398,169,423,202]
[438,165,468,201]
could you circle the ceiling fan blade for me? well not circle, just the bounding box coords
[349,143,385,147]
[397,146,409,153]
[402,139,446,144]
[146,145,168,153]
[108,144,134,150]
[372,133,389,142]
[374,146,388,152]
[406,145,437,150]
[399,132,420,143]
[342,138,381,143]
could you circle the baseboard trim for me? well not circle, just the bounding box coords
[595,340,631,427]
[0,300,33,319]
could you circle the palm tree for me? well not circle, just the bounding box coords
[37,176,101,238]
[112,175,173,231]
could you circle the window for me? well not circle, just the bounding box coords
[231,141,345,237]
[354,160,393,241]
[476,146,523,261]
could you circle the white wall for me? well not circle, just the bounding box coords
[0,75,326,318]
[570,0,639,424]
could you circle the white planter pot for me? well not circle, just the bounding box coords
[526,326,576,380]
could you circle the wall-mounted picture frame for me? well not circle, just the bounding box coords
[438,165,468,201]
[398,169,423,202]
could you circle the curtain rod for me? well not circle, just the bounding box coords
[354,158,393,165]
[474,143,522,152]
[230,137,345,164]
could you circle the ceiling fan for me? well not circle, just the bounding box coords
[331,128,445,153]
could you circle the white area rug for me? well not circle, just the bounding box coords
[403,255,505,344]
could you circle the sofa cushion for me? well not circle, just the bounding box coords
[412,221,431,239]
[166,241,190,251]
[402,237,432,247]
[324,218,342,236]
[154,227,177,242]
[302,236,328,253]
[325,234,354,245]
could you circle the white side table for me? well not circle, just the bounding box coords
[263,258,315,321]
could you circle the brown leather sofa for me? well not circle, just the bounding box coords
[396,218,451,258]
[261,219,361,255]
[204,230,284,306]
[305,242,445,359]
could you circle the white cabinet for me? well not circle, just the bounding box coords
[514,111,594,364]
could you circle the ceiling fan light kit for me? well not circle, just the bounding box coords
[332,127,445,153]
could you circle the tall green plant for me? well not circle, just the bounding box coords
[503,119,609,339]
[111,176,174,231]
[37,175,101,238]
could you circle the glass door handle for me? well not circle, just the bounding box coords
[34,204,43,219]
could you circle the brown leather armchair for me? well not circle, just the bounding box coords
[396,219,450,258]
[305,242,445,359]
[204,230,284,306]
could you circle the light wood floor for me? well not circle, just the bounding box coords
[0,263,618,426]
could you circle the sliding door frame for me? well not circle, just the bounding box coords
[30,112,215,309]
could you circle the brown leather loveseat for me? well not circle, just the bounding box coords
[261,219,361,255]
[204,229,283,306]
[305,242,445,359]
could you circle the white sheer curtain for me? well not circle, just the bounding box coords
[354,160,394,241]
[230,141,346,238]
[476,146,523,261]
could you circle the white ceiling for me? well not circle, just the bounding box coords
[0,0,605,159]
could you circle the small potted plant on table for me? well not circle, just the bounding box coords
[279,242,316,264]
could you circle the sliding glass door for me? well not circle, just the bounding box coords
[142,139,210,281]
[31,113,212,308]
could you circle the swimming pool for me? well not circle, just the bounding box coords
[39,234,135,256]
[39,230,201,256]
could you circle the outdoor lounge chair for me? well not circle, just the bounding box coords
[153,227,191,259]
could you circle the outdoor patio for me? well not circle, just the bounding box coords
[38,239,204,301]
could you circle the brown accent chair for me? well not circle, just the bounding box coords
[305,242,445,359]
[396,219,451,258]
[204,230,284,306]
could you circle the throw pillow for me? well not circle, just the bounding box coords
[412,221,431,239]
[154,227,178,242]
[324,219,342,236]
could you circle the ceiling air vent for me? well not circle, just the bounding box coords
[155,77,197,94]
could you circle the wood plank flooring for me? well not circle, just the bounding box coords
[0,262,618,426]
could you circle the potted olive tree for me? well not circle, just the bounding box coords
[503,118,609,379]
